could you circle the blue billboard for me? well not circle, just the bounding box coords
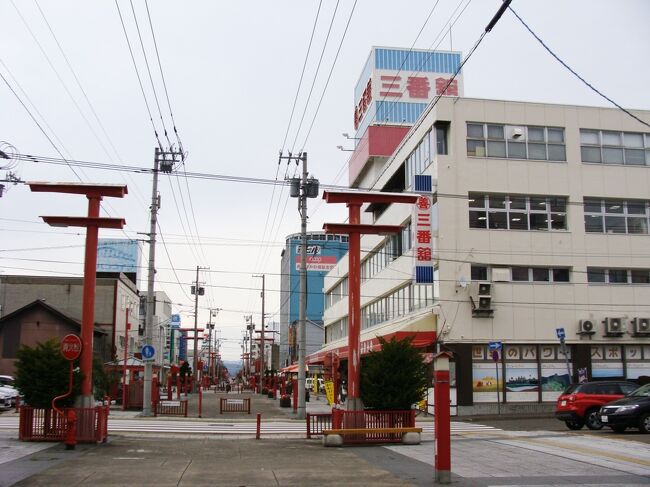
[97,239,140,274]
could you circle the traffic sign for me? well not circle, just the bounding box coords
[61,334,82,361]
[488,341,502,351]
[491,350,500,362]
[556,328,566,340]
[141,344,155,360]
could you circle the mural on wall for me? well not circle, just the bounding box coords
[472,364,501,393]
[505,365,539,392]
[540,364,571,392]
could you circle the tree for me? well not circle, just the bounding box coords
[360,336,429,410]
[14,339,82,408]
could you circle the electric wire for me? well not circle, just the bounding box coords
[508,5,650,130]
[114,0,163,150]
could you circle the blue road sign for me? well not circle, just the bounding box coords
[488,341,502,351]
[141,344,155,360]
[556,328,566,340]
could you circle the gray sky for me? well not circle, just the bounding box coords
[2,0,649,361]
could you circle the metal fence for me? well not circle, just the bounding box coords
[154,399,188,417]
[306,413,332,438]
[18,406,109,443]
[219,397,251,414]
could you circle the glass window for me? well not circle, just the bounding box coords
[605,200,623,213]
[581,146,601,163]
[608,269,628,283]
[550,213,566,230]
[468,193,485,208]
[532,268,550,282]
[624,133,644,148]
[631,269,650,284]
[602,131,621,145]
[511,267,529,281]
[584,215,603,232]
[467,139,485,157]
[487,141,506,158]
[487,124,504,139]
[508,141,526,159]
[628,201,646,214]
[488,195,506,209]
[509,196,526,210]
[553,268,570,282]
[469,211,487,229]
[584,199,602,213]
[488,211,507,229]
[548,144,566,161]
[529,213,549,231]
[605,216,626,233]
[509,212,528,230]
[467,123,484,138]
[528,127,545,142]
[587,268,606,283]
[603,147,624,164]
[471,265,488,281]
[528,143,547,160]
[627,217,648,234]
[580,130,599,144]
[549,197,567,212]
[625,149,645,165]
[547,128,565,143]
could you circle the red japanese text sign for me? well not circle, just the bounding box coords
[61,334,82,361]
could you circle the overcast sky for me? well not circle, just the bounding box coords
[2,0,649,361]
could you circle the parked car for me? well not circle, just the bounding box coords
[555,380,638,430]
[0,390,13,409]
[0,375,14,387]
[600,383,650,433]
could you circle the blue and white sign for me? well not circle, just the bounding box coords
[556,328,566,340]
[488,341,502,351]
[141,344,155,360]
[97,239,140,274]
[171,314,181,329]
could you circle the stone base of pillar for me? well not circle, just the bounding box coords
[344,397,364,411]
[435,470,451,484]
[322,434,343,447]
[402,432,421,445]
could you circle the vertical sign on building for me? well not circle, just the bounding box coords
[413,175,434,284]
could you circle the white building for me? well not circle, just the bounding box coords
[316,95,650,414]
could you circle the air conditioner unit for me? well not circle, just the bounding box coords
[578,319,595,335]
[631,317,650,336]
[603,317,625,336]
[469,281,493,317]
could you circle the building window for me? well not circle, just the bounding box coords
[469,193,567,231]
[467,123,566,161]
[435,122,449,155]
[587,268,650,284]
[580,129,650,166]
[584,198,650,234]
[405,131,432,188]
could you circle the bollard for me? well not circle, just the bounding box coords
[256,413,261,440]
[65,409,77,450]
[198,386,203,418]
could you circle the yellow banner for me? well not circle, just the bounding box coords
[324,380,334,405]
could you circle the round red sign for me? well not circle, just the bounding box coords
[61,334,82,361]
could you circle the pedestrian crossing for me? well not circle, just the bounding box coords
[0,416,500,436]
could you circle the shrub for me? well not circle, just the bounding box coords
[14,339,82,408]
[360,336,429,410]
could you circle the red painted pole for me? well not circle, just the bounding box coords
[122,309,129,411]
[347,203,362,409]
[256,413,261,439]
[176,375,181,400]
[198,385,203,418]
[434,356,452,484]
[293,383,298,413]
[80,196,101,403]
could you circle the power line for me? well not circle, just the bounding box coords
[114,0,162,149]
[508,5,650,130]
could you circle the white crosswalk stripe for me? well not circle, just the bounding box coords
[0,416,500,436]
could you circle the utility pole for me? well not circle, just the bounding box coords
[284,151,318,419]
[253,274,265,393]
[191,266,208,390]
[143,147,179,416]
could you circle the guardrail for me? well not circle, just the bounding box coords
[306,413,332,438]
[219,397,251,414]
[154,399,188,417]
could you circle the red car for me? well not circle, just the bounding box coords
[555,381,638,430]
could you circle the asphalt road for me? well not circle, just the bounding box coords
[460,415,650,444]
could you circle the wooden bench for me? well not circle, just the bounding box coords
[322,427,422,446]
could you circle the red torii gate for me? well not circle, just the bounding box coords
[30,182,127,407]
[322,190,418,411]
